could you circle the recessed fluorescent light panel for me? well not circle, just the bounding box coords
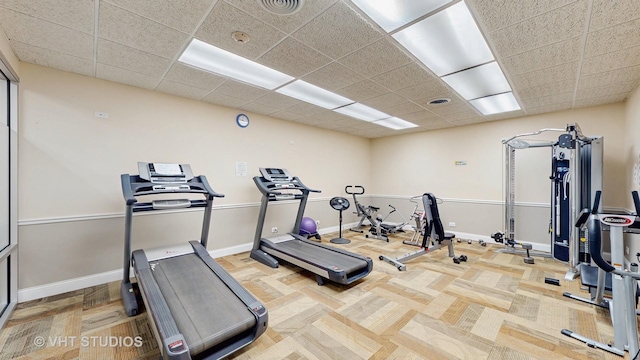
[392,1,494,76]
[373,117,418,130]
[441,62,512,100]
[334,103,391,122]
[469,92,520,115]
[179,38,294,90]
[276,80,353,109]
[350,0,453,33]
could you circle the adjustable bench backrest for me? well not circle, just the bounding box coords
[422,193,446,243]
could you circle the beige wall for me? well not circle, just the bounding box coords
[18,63,371,288]
[369,104,627,247]
[14,60,640,292]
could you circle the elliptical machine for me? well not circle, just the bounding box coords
[562,191,640,358]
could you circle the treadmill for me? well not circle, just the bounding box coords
[250,167,373,285]
[121,162,268,360]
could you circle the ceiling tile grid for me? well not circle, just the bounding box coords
[1,0,639,138]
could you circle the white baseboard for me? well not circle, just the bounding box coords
[18,269,124,303]
[18,227,555,302]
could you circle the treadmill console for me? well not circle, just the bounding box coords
[260,168,293,183]
[138,162,194,190]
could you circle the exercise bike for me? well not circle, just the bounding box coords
[345,185,408,242]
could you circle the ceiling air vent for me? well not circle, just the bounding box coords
[428,98,451,106]
[257,0,304,15]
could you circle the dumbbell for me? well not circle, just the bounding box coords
[467,239,472,244]
[522,243,534,264]
[453,255,468,264]
[478,239,487,247]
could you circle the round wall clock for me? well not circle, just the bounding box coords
[236,113,250,128]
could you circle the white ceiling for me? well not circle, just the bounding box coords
[1,0,638,138]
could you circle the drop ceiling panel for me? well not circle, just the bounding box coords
[212,80,268,101]
[361,93,406,110]
[383,102,427,117]
[164,63,226,90]
[578,65,640,89]
[489,1,587,57]
[400,109,441,123]
[525,102,573,116]
[201,92,248,108]
[1,0,638,138]
[440,110,481,122]
[253,92,302,108]
[0,10,94,59]
[589,0,640,31]
[240,101,280,115]
[96,63,159,90]
[584,18,640,58]
[500,37,582,75]
[156,79,212,100]
[302,62,364,91]
[581,46,640,75]
[257,37,332,77]
[520,91,574,109]
[522,92,574,108]
[468,0,576,32]
[511,62,578,90]
[9,41,94,76]
[0,0,95,33]
[292,2,382,59]
[574,93,628,107]
[103,0,216,33]
[268,110,305,121]
[518,79,576,99]
[338,39,412,78]
[284,102,326,117]
[336,80,389,102]
[99,2,189,59]
[196,2,286,61]
[576,82,638,100]
[97,39,171,78]
[371,63,437,91]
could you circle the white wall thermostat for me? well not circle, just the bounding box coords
[236,113,249,128]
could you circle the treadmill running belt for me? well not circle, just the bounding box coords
[268,240,366,274]
[151,254,256,356]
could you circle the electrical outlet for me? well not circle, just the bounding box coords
[448,222,456,227]
[626,246,630,255]
[271,227,278,234]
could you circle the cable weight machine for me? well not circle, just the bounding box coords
[492,124,603,278]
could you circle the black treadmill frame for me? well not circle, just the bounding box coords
[121,169,267,359]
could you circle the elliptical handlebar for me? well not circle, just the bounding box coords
[345,185,364,195]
